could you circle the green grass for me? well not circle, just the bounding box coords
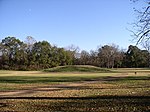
[0,68,150,111]
[44,65,113,73]
[112,68,150,73]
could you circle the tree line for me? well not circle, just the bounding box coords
[0,36,150,70]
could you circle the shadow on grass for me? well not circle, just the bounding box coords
[0,103,7,108]
[0,95,150,100]
[0,96,150,112]
[0,76,149,84]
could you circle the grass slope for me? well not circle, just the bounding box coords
[44,65,113,73]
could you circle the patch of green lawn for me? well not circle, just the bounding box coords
[44,65,113,73]
[0,69,149,111]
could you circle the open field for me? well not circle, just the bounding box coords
[0,68,150,112]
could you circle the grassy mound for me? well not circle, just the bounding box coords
[44,65,112,73]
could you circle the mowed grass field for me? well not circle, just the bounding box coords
[0,66,150,112]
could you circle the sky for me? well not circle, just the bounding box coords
[0,0,144,51]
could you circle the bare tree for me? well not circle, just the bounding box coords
[131,0,150,44]
[80,50,90,65]
[65,44,80,58]
[98,44,119,68]
[25,36,36,52]
[65,44,80,53]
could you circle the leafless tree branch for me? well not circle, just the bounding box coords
[131,0,150,44]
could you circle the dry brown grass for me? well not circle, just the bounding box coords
[0,69,149,111]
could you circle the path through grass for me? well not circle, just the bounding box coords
[0,69,149,111]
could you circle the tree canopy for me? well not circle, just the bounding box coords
[0,36,149,70]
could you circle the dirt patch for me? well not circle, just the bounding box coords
[0,81,90,97]
[0,74,149,97]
